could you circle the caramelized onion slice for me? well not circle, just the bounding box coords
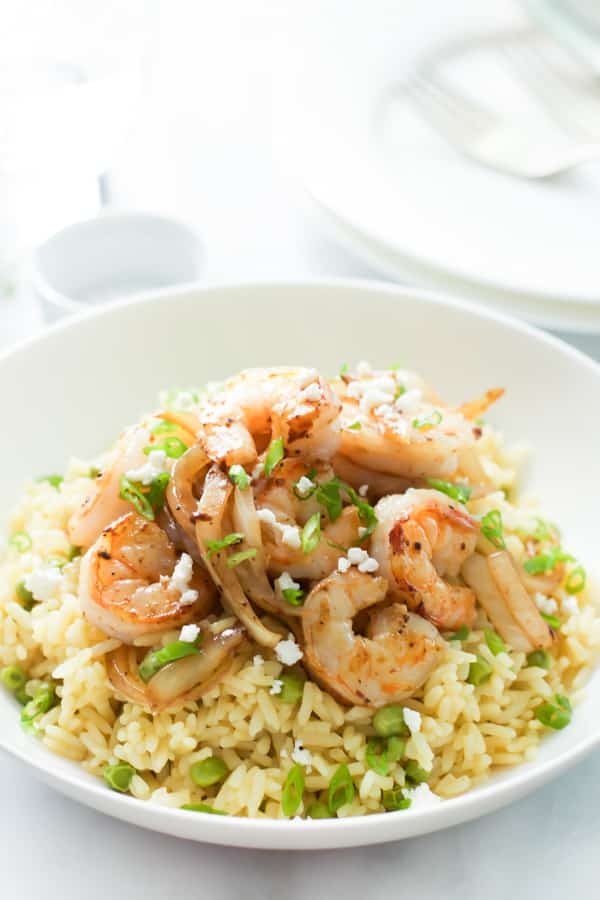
[487,550,552,649]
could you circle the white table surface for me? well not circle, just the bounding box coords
[1,1,600,895]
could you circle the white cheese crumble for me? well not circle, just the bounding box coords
[291,739,312,768]
[169,553,198,606]
[534,592,558,615]
[356,360,372,376]
[296,368,319,388]
[295,475,315,498]
[270,679,283,695]
[253,654,264,667]
[358,484,369,497]
[405,783,441,810]
[337,547,379,574]
[403,708,422,735]
[229,463,246,481]
[257,508,301,549]
[24,566,63,602]
[300,382,322,403]
[275,634,303,666]
[559,592,579,617]
[179,623,200,643]
[394,388,423,413]
[125,449,169,486]
[276,572,301,593]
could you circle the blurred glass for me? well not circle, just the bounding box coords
[0,0,156,296]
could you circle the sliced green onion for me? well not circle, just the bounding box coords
[527,649,552,670]
[88,466,101,478]
[404,759,429,786]
[328,764,355,814]
[228,464,250,490]
[152,420,179,434]
[426,478,472,504]
[484,628,506,656]
[301,513,321,554]
[448,625,470,642]
[373,704,409,738]
[264,437,284,477]
[144,436,188,459]
[119,474,170,521]
[342,483,378,539]
[138,640,200,683]
[565,565,586,595]
[306,802,329,819]
[15,579,35,611]
[282,764,305,817]
[292,472,317,500]
[523,547,573,575]
[14,687,29,706]
[535,694,572,730]
[1,665,26,692]
[480,510,505,549]
[382,788,411,811]
[467,654,493,686]
[37,474,63,489]
[282,588,304,607]
[412,410,442,430]
[393,385,406,402]
[315,478,343,522]
[339,363,348,377]
[10,531,32,553]
[348,421,362,430]
[366,736,405,776]
[277,671,306,704]
[103,763,136,793]
[206,532,244,557]
[190,756,228,787]
[540,612,561,630]
[226,548,257,568]
[180,803,228,815]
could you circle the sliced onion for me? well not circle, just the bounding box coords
[107,645,149,706]
[462,553,533,652]
[167,444,210,545]
[195,466,281,648]
[145,623,245,711]
[332,453,411,499]
[487,551,552,649]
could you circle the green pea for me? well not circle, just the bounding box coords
[1,665,26,692]
[373,704,409,738]
[190,756,228,787]
[527,649,552,670]
[20,686,56,725]
[382,788,411,811]
[277,672,305,704]
[366,735,406,776]
[306,802,329,819]
[104,763,136,793]
[404,759,429,786]
[535,694,572,730]
[180,803,228,815]
[467,654,493,686]
[138,640,201,683]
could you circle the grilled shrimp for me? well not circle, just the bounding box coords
[371,489,478,630]
[302,569,446,707]
[79,512,216,643]
[198,367,341,468]
[68,411,199,549]
[333,366,500,483]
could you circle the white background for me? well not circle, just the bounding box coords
[1,2,599,896]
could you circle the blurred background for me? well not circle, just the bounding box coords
[3,0,600,356]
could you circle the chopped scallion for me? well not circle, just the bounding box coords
[480,510,505,549]
[426,478,472,504]
[226,548,257,568]
[264,437,284,477]
[301,513,321,554]
[328,764,355,814]
[206,533,244,557]
[281,764,305,817]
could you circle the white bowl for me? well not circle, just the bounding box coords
[31,212,204,321]
[1,280,599,850]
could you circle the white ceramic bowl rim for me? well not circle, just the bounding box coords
[2,278,600,850]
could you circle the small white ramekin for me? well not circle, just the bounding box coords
[31,212,204,321]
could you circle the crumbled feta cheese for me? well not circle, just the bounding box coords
[280,747,289,759]
[24,566,63,602]
[394,388,423,412]
[339,546,379,574]
[253,654,264,667]
[125,449,168,486]
[347,547,367,565]
[360,387,395,415]
[358,484,369,497]
[403,708,422,735]
[179,623,200,643]
[337,556,351,574]
[296,368,320,388]
[270,679,284,695]
[405,783,441,809]
[358,527,368,539]
[295,475,315,498]
[275,634,303,666]
[358,557,379,573]
[169,553,198,606]
[257,507,277,525]
[252,462,265,480]
[561,594,579,617]
[291,739,312,768]
[534,592,558,615]
[276,572,301,593]
[300,382,322,402]
[280,524,301,549]
[356,360,372,376]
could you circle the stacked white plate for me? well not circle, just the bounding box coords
[280,0,600,333]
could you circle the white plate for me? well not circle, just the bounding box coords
[280,0,600,328]
[1,280,600,849]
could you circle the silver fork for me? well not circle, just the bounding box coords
[502,37,600,141]
[407,74,600,178]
